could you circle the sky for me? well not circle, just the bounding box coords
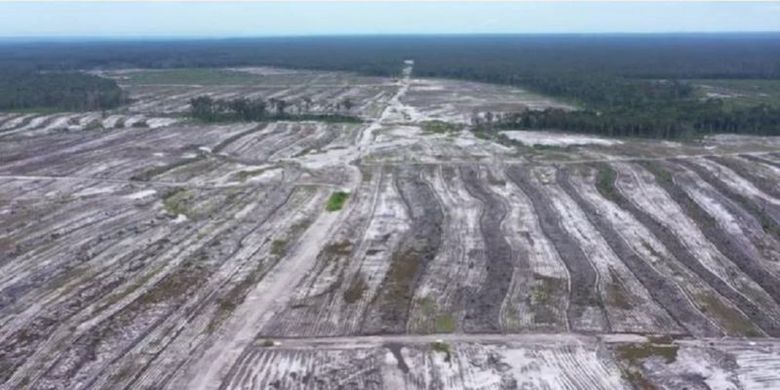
[1,1,779,38]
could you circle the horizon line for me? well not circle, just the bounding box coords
[2,31,780,41]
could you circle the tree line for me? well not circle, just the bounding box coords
[476,101,780,139]
[470,76,780,138]
[4,35,780,137]
[188,96,361,123]
[0,69,124,111]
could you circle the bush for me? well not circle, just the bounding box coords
[326,191,349,212]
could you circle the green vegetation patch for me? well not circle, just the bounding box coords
[422,120,462,134]
[233,167,271,182]
[616,341,679,389]
[162,188,193,217]
[691,79,780,109]
[616,342,679,365]
[431,341,452,363]
[696,293,763,337]
[594,164,621,203]
[325,191,350,211]
[435,314,457,333]
[606,269,633,310]
[531,273,566,324]
[138,257,209,306]
[121,68,265,86]
[0,70,124,112]
[260,339,275,347]
[270,239,288,257]
[343,273,369,304]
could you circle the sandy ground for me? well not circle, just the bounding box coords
[2,63,780,389]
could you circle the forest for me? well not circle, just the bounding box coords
[188,96,362,123]
[0,69,124,111]
[2,34,780,137]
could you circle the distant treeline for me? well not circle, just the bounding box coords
[0,70,124,111]
[189,96,362,123]
[471,77,780,138]
[478,101,780,139]
[4,35,780,136]
[3,35,780,79]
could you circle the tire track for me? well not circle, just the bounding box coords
[364,166,443,334]
[619,160,780,336]
[505,165,607,332]
[459,166,516,333]
[559,165,721,337]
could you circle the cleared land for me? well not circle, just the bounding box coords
[2,64,780,389]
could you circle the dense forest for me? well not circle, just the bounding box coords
[2,34,780,137]
[3,35,779,78]
[471,78,780,138]
[0,70,124,111]
[189,96,361,123]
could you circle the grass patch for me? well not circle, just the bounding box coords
[696,293,763,337]
[1,106,69,114]
[531,274,565,324]
[207,220,312,334]
[162,188,193,217]
[325,191,350,211]
[121,68,265,86]
[594,163,621,203]
[233,167,270,182]
[435,314,457,333]
[422,120,461,134]
[343,273,368,304]
[616,342,679,365]
[639,161,674,186]
[322,240,353,258]
[270,239,288,257]
[616,341,678,389]
[416,297,456,332]
[431,341,452,363]
[138,256,209,306]
[260,339,275,347]
[606,269,633,310]
[690,79,780,109]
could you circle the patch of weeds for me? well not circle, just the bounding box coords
[162,188,192,217]
[606,269,634,310]
[362,169,373,183]
[431,341,452,363]
[472,130,492,140]
[325,191,350,211]
[260,339,275,347]
[594,163,622,203]
[616,342,678,390]
[387,248,420,302]
[435,314,457,333]
[486,171,506,186]
[422,120,461,134]
[696,293,763,337]
[137,257,208,306]
[322,240,353,258]
[419,296,436,317]
[83,120,103,131]
[621,369,655,390]
[97,266,163,312]
[616,342,679,365]
[640,161,674,185]
[270,239,288,257]
[343,273,369,304]
[110,364,135,383]
[531,274,563,305]
[531,274,565,324]
[233,167,270,182]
